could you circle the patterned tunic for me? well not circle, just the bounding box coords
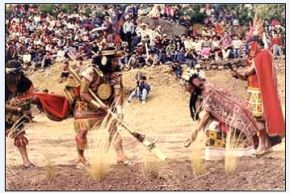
[247,73,263,120]
[73,66,122,132]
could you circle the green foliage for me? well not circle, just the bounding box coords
[236,4,285,25]
[183,5,205,24]
[189,4,202,13]
[256,4,285,22]
[5,5,12,18]
[238,10,253,25]
[84,8,92,17]
[38,4,78,16]
[191,12,206,24]
[95,10,105,18]
[61,4,77,14]
[39,4,54,15]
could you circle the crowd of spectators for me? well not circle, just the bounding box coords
[5,4,285,73]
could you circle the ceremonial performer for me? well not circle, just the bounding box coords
[231,15,284,155]
[5,60,35,168]
[72,49,130,165]
[183,72,259,159]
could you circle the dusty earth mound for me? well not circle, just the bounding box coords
[6,61,285,191]
[138,16,187,37]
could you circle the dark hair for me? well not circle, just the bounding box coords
[6,60,22,71]
[92,55,120,73]
[17,74,33,93]
[6,60,23,89]
[188,73,199,83]
[189,87,202,121]
[6,72,33,96]
[188,74,204,121]
[141,76,147,80]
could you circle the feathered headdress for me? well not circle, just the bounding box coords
[248,12,264,58]
[248,12,264,41]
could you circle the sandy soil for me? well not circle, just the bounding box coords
[6,60,285,191]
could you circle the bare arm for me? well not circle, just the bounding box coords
[6,104,21,113]
[184,110,211,147]
[195,110,211,132]
[232,60,256,80]
[113,74,124,113]
[79,78,93,103]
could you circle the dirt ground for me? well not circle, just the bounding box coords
[6,60,285,191]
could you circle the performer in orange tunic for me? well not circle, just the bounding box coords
[231,14,285,155]
[73,49,130,166]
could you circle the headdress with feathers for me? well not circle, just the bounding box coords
[247,12,265,58]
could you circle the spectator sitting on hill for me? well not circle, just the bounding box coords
[200,35,212,60]
[185,49,198,69]
[231,34,243,58]
[270,31,284,60]
[174,35,186,63]
[59,61,70,83]
[220,31,232,60]
[40,52,52,72]
[135,51,146,68]
[128,75,151,104]
[170,62,183,78]
[146,50,159,67]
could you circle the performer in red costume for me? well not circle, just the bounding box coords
[231,14,285,155]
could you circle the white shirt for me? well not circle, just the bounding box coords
[122,21,135,34]
[232,39,243,49]
[184,39,196,50]
[23,54,31,63]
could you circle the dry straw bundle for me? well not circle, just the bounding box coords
[87,114,115,181]
[224,127,247,174]
[190,131,206,175]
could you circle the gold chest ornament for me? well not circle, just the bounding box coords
[97,83,113,100]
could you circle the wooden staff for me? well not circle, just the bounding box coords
[67,65,167,161]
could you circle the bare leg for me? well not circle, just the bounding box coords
[75,130,88,164]
[112,133,128,162]
[255,121,272,155]
[17,146,33,167]
[108,122,128,163]
[14,134,34,168]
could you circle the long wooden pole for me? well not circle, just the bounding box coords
[68,66,167,161]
